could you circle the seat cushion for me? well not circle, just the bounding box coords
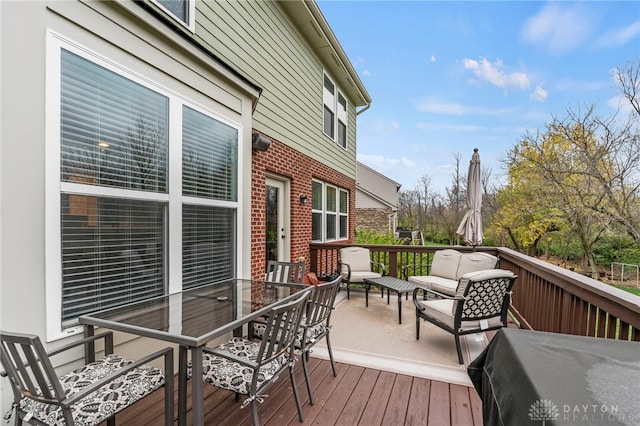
[408,275,458,296]
[417,299,504,331]
[429,250,462,280]
[20,354,165,426]
[343,271,382,283]
[456,253,498,279]
[252,320,327,349]
[187,337,288,395]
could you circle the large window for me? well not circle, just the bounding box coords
[311,180,349,242]
[49,38,239,335]
[322,73,348,149]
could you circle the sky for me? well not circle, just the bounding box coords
[316,1,640,194]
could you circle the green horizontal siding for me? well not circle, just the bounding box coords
[194,0,357,180]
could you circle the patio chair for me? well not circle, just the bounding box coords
[265,260,305,283]
[188,288,311,426]
[338,247,386,299]
[0,330,173,426]
[251,276,341,405]
[297,276,341,404]
[413,269,517,364]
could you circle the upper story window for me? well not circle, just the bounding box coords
[47,34,238,338]
[322,72,347,149]
[153,0,195,30]
[312,180,349,242]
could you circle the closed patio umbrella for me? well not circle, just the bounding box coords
[456,148,483,249]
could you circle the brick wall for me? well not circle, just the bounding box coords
[356,207,392,234]
[250,133,355,280]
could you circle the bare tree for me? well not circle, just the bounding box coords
[613,60,640,117]
[397,189,419,228]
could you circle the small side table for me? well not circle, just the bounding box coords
[363,276,416,324]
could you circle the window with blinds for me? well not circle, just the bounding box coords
[182,106,237,201]
[61,196,165,325]
[182,106,237,289]
[60,50,169,325]
[56,47,239,327]
[182,205,235,289]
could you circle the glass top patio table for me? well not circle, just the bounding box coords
[79,278,308,426]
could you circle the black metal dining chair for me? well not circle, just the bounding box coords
[187,288,311,426]
[265,260,306,283]
[252,276,341,404]
[0,330,173,426]
[297,276,341,404]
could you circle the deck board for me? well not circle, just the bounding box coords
[110,359,483,426]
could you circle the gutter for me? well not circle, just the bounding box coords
[357,103,371,116]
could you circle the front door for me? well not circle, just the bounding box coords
[265,177,290,264]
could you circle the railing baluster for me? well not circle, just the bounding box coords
[309,243,639,342]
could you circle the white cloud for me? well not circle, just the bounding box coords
[362,69,372,76]
[357,154,417,172]
[417,122,486,133]
[416,99,466,115]
[430,55,437,62]
[416,122,510,133]
[521,3,595,55]
[607,95,636,115]
[530,85,548,102]
[596,20,640,48]
[366,119,401,133]
[416,98,515,116]
[463,58,530,91]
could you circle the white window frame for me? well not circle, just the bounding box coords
[322,72,348,150]
[45,31,242,340]
[152,0,196,32]
[311,179,349,243]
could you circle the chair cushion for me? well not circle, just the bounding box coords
[417,299,504,331]
[344,271,382,283]
[429,250,462,280]
[252,320,327,349]
[455,269,516,299]
[408,275,458,296]
[187,337,288,395]
[20,354,165,426]
[339,247,373,274]
[456,253,498,279]
[300,323,328,348]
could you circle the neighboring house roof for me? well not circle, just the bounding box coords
[356,185,398,211]
[356,162,401,210]
[279,1,371,109]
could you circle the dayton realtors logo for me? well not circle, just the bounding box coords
[529,399,636,424]
[529,399,559,424]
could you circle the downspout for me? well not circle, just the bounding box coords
[356,103,371,116]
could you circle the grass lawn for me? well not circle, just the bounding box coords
[611,283,640,297]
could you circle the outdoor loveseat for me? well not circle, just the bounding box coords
[405,249,498,296]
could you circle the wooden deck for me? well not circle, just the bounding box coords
[112,357,483,425]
